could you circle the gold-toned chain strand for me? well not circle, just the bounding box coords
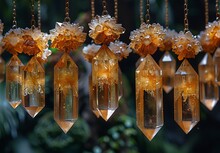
[91,0,95,18]
[65,0,70,22]
[12,0,17,29]
[216,0,220,20]
[165,0,169,29]
[102,0,108,15]
[140,0,144,23]
[114,0,118,22]
[38,0,41,30]
[145,0,150,24]
[204,0,209,25]
[184,0,189,32]
[31,0,36,30]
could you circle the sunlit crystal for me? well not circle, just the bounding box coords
[22,56,45,117]
[6,55,23,108]
[118,68,123,101]
[54,53,78,133]
[136,54,163,140]
[92,45,119,121]
[199,53,219,110]
[0,56,5,82]
[174,59,199,134]
[213,48,220,85]
[159,51,176,93]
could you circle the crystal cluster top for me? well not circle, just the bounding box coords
[172,31,201,60]
[129,23,165,56]
[199,20,220,53]
[159,29,177,51]
[50,22,86,53]
[0,20,4,54]
[89,15,125,44]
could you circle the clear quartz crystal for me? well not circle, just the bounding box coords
[174,59,200,134]
[92,44,119,121]
[22,56,45,117]
[213,48,220,85]
[136,54,163,141]
[159,51,176,93]
[54,53,78,133]
[199,53,219,110]
[0,56,5,83]
[6,55,23,108]
[118,67,123,101]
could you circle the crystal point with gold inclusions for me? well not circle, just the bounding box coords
[174,59,199,134]
[136,54,163,140]
[54,53,78,133]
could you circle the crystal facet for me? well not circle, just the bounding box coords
[54,53,78,133]
[159,51,176,93]
[118,68,123,101]
[92,45,119,121]
[0,56,5,82]
[213,48,220,85]
[174,59,200,134]
[22,56,45,117]
[199,53,219,110]
[6,55,23,108]
[136,54,163,140]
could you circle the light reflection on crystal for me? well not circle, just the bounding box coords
[213,48,220,85]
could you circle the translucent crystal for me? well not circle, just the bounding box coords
[159,51,176,93]
[136,54,163,141]
[22,56,45,118]
[54,53,78,133]
[213,48,220,85]
[0,56,5,82]
[199,53,219,110]
[92,45,119,121]
[174,59,200,134]
[118,68,123,101]
[6,55,23,108]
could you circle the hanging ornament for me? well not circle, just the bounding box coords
[0,20,5,83]
[129,0,165,141]
[198,0,219,111]
[172,0,201,134]
[50,0,86,133]
[2,0,24,109]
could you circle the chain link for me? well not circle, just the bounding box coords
[216,0,220,20]
[102,0,108,15]
[38,0,41,30]
[64,0,70,22]
[145,0,150,24]
[140,0,144,23]
[165,0,169,29]
[91,0,95,18]
[12,0,17,29]
[204,0,209,25]
[184,0,189,32]
[31,0,36,30]
[114,0,118,22]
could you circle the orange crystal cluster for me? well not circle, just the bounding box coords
[89,15,125,44]
[50,22,86,53]
[172,31,201,60]
[159,29,177,51]
[0,20,4,54]
[129,23,165,56]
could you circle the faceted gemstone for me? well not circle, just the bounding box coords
[174,59,200,134]
[92,44,119,121]
[22,56,45,118]
[118,67,123,101]
[136,54,163,141]
[213,48,220,85]
[54,53,78,133]
[159,51,176,93]
[199,53,219,110]
[6,55,24,108]
[0,56,5,83]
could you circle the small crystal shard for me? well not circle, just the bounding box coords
[54,53,78,133]
[159,51,176,93]
[22,56,45,117]
[6,55,23,108]
[199,53,219,110]
[174,59,200,134]
[136,54,163,140]
[0,56,5,83]
[213,48,220,85]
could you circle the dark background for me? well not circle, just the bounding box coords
[1,0,220,153]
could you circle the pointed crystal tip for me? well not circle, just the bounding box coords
[55,120,74,134]
[138,127,161,141]
[202,100,218,111]
[9,101,21,109]
[25,107,44,118]
[92,110,100,118]
[98,109,115,121]
[163,85,173,93]
[176,121,198,134]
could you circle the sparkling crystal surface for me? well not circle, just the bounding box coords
[0,56,5,82]
[213,48,220,85]
[136,54,163,140]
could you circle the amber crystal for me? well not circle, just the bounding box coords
[22,56,45,117]
[199,53,219,110]
[174,59,199,134]
[136,54,163,140]
[6,55,23,108]
[213,48,220,85]
[0,56,5,82]
[159,51,176,93]
[54,53,78,133]
[92,45,119,121]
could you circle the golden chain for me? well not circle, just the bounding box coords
[102,0,108,15]
[145,0,150,24]
[204,0,209,25]
[31,0,36,30]
[12,0,17,29]
[114,0,118,22]
[184,0,189,32]
[140,0,144,23]
[91,0,95,18]
[216,0,220,20]
[38,0,41,30]
[64,0,70,22]
[165,0,169,29]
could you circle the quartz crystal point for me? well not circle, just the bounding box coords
[174,59,200,134]
[0,56,5,82]
[213,48,220,85]
[6,55,23,108]
[22,56,45,117]
[92,44,119,121]
[118,67,123,101]
[54,53,78,133]
[199,53,219,110]
[136,54,163,141]
[159,51,176,93]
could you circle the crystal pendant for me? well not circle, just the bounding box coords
[159,51,176,93]
[199,53,219,110]
[92,44,119,121]
[136,54,163,141]
[6,55,23,108]
[118,67,123,101]
[22,56,45,118]
[0,56,5,83]
[54,53,78,133]
[213,48,220,85]
[174,59,199,134]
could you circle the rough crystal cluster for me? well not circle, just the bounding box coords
[0,20,4,54]
[159,29,177,51]
[129,23,165,56]
[172,31,201,60]
[50,22,86,53]
[89,15,125,44]
[83,44,101,62]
